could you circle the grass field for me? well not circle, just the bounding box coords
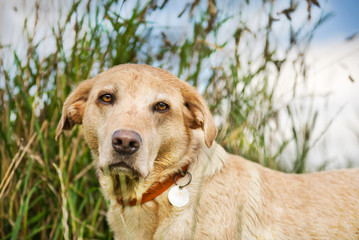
[0,0,330,238]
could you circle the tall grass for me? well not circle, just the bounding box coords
[0,0,330,238]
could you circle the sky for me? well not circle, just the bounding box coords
[313,0,359,43]
[288,0,359,170]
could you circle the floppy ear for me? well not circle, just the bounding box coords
[55,79,95,140]
[181,82,218,148]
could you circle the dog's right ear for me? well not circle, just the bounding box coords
[180,82,217,148]
[55,79,95,140]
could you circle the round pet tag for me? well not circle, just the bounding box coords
[168,185,189,207]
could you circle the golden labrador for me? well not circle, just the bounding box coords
[56,64,359,239]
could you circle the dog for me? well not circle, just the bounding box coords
[56,64,359,239]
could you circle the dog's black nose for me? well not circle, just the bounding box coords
[112,130,142,155]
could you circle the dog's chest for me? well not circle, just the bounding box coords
[107,201,196,240]
[107,204,155,239]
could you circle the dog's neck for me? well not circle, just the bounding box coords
[115,164,190,206]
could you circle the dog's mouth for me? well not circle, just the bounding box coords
[106,162,142,198]
[108,161,133,174]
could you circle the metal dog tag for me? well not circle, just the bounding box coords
[168,186,189,207]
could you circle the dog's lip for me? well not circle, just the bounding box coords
[108,161,132,171]
[106,161,143,176]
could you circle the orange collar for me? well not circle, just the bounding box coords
[117,165,189,206]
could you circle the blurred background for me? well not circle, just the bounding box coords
[0,0,358,239]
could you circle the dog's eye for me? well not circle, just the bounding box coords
[154,102,169,112]
[99,94,113,104]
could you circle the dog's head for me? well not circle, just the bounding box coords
[56,64,217,183]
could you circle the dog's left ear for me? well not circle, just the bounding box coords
[181,82,217,148]
[55,79,95,140]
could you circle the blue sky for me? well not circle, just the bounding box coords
[314,0,359,43]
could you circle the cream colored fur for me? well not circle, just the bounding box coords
[57,64,359,239]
